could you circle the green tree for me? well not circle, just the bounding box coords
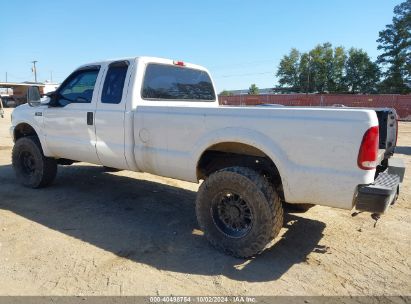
[276,43,378,93]
[277,43,347,93]
[296,43,345,93]
[307,42,333,93]
[298,52,312,92]
[345,48,380,93]
[248,84,259,95]
[377,0,411,93]
[329,46,348,92]
[219,90,233,96]
[276,48,301,91]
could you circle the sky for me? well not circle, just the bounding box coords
[0,0,402,92]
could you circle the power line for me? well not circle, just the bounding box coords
[207,59,274,70]
[214,71,273,79]
[4,72,34,81]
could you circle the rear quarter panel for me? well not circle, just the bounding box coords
[133,106,378,210]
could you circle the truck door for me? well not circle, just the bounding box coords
[43,66,102,164]
[94,60,131,169]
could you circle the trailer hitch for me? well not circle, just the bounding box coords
[371,213,380,227]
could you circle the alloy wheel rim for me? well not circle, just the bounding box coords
[211,191,253,238]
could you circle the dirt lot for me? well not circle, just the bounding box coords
[0,108,410,296]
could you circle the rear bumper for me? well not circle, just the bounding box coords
[355,158,405,214]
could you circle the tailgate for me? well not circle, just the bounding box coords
[375,108,398,159]
[354,108,404,214]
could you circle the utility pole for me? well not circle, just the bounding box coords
[50,71,53,82]
[31,60,38,83]
[307,54,311,94]
[5,72,8,95]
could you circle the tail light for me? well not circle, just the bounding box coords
[357,126,379,170]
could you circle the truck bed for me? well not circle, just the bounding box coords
[131,105,379,210]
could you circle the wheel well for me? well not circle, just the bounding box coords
[197,142,285,200]
[14,123,38,141]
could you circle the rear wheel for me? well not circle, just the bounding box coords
[196,166,283,258]
[12,136,57,188]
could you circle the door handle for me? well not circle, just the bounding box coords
[87,112,93,125]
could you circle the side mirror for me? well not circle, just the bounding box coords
[45,90,56,97]
[45,91,60,107]
[27,86,41,107]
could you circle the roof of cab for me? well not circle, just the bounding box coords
[76,56,209,72]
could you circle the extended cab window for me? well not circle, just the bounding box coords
[101,61,129,104]
[58,67,100,106]
[142,64,215,101]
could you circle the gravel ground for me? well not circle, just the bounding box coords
[0,108,410,296]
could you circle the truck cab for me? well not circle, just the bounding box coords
[21,57,217,169]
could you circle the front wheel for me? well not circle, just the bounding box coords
[12,136,57,188]
[196,166,283,258]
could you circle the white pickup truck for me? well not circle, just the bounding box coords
[10,57,405,257]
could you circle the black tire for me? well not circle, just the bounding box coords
[196,166,283,258]
[103,166,122,172]
[12,136,57,188]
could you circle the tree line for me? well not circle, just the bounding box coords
[220,0,410,96]
[276,0,410,94]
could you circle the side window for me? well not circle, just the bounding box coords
[101,61,129,104]
[58,67,100,106]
